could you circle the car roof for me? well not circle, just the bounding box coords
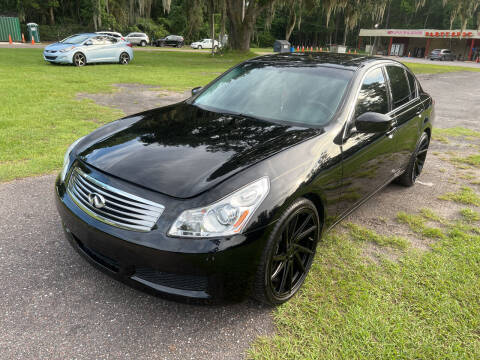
[247,52,384,71]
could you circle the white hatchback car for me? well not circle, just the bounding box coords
[190,39,221,49]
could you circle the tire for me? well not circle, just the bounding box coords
[253,198,320,305]
[73,52,86,67]
[395,132,430,187]
[441,55,445,61]
[140,40,146,47]
[198,45,202,49]
[119,52,130,65]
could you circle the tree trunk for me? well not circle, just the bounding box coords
[285,9,296,41]
[385,0,391,28]
[334,14,340,44]
[343,24,348,46]
[211,11,215,55]
[49,6,55,25]
[225,0,268,51]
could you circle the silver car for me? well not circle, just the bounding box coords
[429,49,456,61]
[43,33,134,66]
[125,32,149,46]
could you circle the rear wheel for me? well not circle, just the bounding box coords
[140,40,146,47]
[253,198,320,305]
[73,52,86,67]
[119,52,130,65]
[395,132,430,187]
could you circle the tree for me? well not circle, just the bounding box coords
[225,0,278,51]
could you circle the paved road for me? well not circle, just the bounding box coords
[1,71,479,359]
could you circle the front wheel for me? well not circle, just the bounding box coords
[253,198,320,305]
[119,52,130,65]
[73,52,86,67]
[395,132,430,187]
[198,45,202,49]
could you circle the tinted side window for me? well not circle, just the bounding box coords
[406,70,417,99]
[355,67,389,118]
[386,66,411,109]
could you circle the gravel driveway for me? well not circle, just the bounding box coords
[1,71,479,359]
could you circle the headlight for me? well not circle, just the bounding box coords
[168,177,270,238]
[60,136,85,182]
[60,46,74,53]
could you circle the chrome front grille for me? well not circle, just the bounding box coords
[67,168,164,232]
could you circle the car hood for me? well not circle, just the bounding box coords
[45,43,78,51]
[78,103,321,198]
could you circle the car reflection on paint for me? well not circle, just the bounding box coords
[55,53,434,305]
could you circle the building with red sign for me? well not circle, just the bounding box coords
[358,28,480,61]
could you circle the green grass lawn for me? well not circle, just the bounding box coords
[1,48,479,182]
[402,61,480,74]
[0,48,253,181]
[249,208,480,359]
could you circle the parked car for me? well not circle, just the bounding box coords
[153,35,184,47]
[55,53,434,305]
[191,38,221,49]
[43,33,133,66]
[96,31,124,41]
[429,49,455,61]
[125,32,149,46]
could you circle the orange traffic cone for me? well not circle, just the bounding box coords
[296,45,300,52]
[354,49,357,54]
[31,36,35,45]
[8,34,12,44]
[21,33,25,43]
[316,46,319,51]
[302,45,304,52]
[476,57,479,63]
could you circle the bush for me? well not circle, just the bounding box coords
[31,24,91,42]
[254,31,275,48]
[134,18,168,41]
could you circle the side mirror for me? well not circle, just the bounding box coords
[84,40,93,46]
[191,86,202,96]
[355,112,393,133]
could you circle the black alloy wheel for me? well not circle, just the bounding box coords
[73,52,86,67]
[254,198,320,305]
[141,40,146,47]
[119,52,130,65]
[412,134,429,182]
[396,132,430,186]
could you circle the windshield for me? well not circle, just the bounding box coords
[60,34,91,44]
[193,63,352,126]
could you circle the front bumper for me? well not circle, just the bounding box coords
[55,169,269,302]
[43,52,73,63]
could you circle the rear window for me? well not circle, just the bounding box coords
[386,66,411,109]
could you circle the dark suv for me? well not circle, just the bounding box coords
[154,35,184,48]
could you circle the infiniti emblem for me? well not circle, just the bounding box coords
[88,193,106,209]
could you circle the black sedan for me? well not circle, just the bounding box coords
[55,53,434,305]
[153,35,184,47]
